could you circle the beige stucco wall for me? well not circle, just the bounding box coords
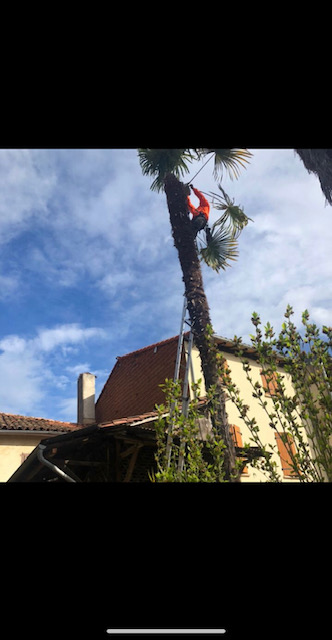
[0,434,43,482]
[188,345,308,482]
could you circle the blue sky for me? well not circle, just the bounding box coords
[0,148,331,422]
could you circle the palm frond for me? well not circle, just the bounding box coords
[195,149,252,181]
[198,225,240,273]
[209,185,253,233]
[295,149,332,205]
[137,149,194,192]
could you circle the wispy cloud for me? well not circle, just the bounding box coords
[198,149,332,339]
[34,324,107,352]
[0,149,57,244]
[0,323,108,417]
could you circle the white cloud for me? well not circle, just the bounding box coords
[4,149,171,300]
[66,363,91,376]
[196,149,332,342]
[98,271,136,297]
[0,274,20,300]
[0,149,57,244]
[0,345,44,415]
[311,307,332,326]
[34,324,107,352]
[0,335,27,353]
[0,323,108,417]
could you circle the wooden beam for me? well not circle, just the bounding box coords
[61,459,103,467]
[115,439,122,482]
[120,444,140,459]
[123,444,143,482]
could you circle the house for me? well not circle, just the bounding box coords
[95,333,307,482]
[95,334,186,422]
[8,332,310,482]
[0,413,80,482]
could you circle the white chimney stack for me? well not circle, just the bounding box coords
[77,373,96,425]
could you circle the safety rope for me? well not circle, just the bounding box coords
[187,152,214,185]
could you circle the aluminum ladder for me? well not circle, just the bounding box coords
[165,295,196,472]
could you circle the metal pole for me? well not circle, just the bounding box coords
[165,296,188,467]
[181,331,194,419]
[177,330,194,474]
[173,295,187,382]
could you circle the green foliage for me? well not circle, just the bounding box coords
[137,148,252,193]
[198,225,240,272]
[137,149,253,274]
[150,377,228,482]
[194,149,252,181]
[137,149,194,192]
[197,185,253,273]
[221,307,332,482]
[208,185,253,233]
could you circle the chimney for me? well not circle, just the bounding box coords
[77,373,96,425]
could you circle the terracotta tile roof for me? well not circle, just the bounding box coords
[99,410,160,428]
[95,334,188,423]
[99,401,207,432]
[0,412,81,433]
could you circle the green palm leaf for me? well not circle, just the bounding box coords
[195,149,252,181]
[198,225,240,273]
[137,149,194,192]
[209,185,253,233]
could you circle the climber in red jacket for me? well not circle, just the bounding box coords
[187,184,210,238]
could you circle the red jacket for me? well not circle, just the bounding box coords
[187,187,210,220]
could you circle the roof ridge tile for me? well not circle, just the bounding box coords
[116,334,185,360]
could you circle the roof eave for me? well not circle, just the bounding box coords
[0,429,76,437]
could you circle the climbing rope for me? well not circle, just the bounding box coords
[186,152,214,186]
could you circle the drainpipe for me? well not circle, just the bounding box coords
[37,444,76,483]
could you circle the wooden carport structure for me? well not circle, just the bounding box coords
[8,414,161,483]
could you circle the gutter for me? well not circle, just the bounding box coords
[37,443,77,483]
[0,430,72,438]
[128,413,169,427]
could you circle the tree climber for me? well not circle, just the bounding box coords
[187,184,211,240]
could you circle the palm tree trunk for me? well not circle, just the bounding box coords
[164,173,238,481]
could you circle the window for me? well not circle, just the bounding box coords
[260,369,279,396]
[275,432,298,478]
[230,424,249,475]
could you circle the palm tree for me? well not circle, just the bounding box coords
[138,149,252,480]
[295,149,332,205]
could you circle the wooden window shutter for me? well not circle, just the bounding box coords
[275,432,297,478]
[230,424,248,475]
[260,369,278,396]
[220,358,230,384]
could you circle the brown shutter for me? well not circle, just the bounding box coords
[230,424,248,475]
[260,370,278,396]
[219,358,230,384]
[275,432,297,478]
